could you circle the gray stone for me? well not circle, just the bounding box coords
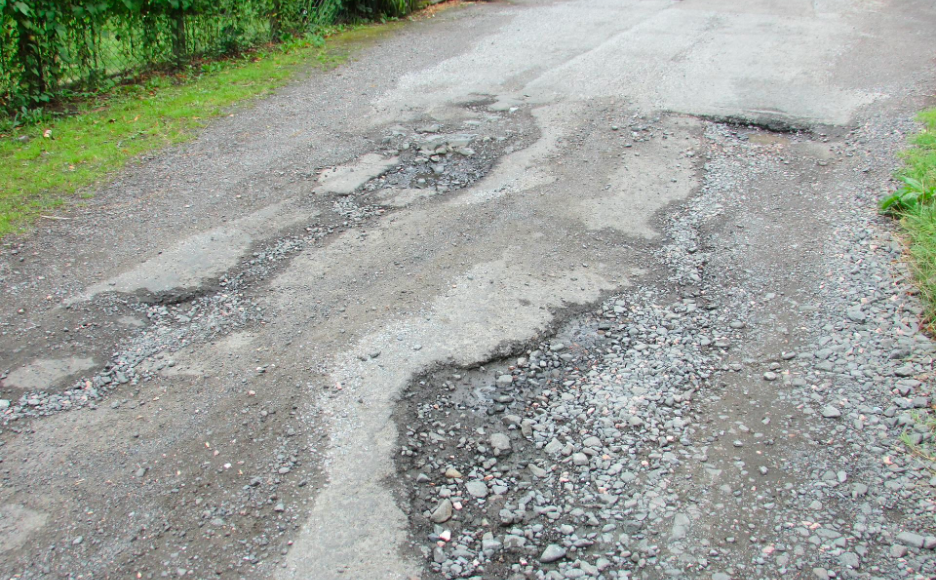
[890,544,908,558]
[840,551,860,569]
[544,439,564,454]
[430,499,453,523]
[529,464,548,477]
[465,480,489,498]
[852,483,868,498]
[490,432,511,454]
[846,306,867,323]
[894,365,916,377]
[820,405,842,418]
[896,531,926,548]
[539,544,567,563]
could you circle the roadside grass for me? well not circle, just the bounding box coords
[899,407,936,469]
[0,25,389,238]
[889,108,936,323]
[885,107,936,464]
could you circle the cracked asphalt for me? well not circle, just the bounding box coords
[1,1,936,579]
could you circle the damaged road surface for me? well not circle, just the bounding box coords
[2,1,936,579]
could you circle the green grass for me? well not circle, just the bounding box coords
[892,108,936,324]
[0,27,374,237]
[899,408,936,470]
[889,108,936,468]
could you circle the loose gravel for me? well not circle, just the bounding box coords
[394,122,936,580]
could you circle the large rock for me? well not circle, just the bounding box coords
[430,499,453,523]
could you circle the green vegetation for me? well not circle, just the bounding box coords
[884,108,936,466]
[883,108,936,322]
[0,30,352,235]
[0,0,418,116]
[899,408,936,469]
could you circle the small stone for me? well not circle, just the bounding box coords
[763,372,778,381]
[852,483,868,498]
[894,365,915,377]
[430,499,453,523]
[444,468,462,479]
[820,406,841,418]
[890,544,908,558]
[544,439,564,454]
[812,568,830,580]
[490,433,511,454]
[465,480,489,498]
[846,306,867,323]
[273,502,285,512]
[529,464,548,477]
[572,452,589,466]
[72,536,83,546]
[583,436,602,448]
[896,531,926,548]
[496,375,513,386]
[539,544,567,563]
[840,551,860,569]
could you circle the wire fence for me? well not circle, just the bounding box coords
[0,0,416,116]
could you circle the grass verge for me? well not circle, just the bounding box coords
[887,107,936,465]
[893,108,936,323]
[0,25,388,238]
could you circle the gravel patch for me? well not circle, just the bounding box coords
[394,122,936,580]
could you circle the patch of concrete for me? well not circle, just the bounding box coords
[312,153,399,196]
[80,200,317,299]
[375,0,882,127]
[117,315,146,328]
[578,117,701,238]
[2,357,96,391]
[375,187,436,207]
[0,504,47,554]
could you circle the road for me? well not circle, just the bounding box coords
[1,1,936,579]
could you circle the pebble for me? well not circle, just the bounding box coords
[430,499,453,523]
[820,405,842,418]
[490,433,511,454]
[465,481,488,498]
[539,544,567,563]
[896,531,926,548]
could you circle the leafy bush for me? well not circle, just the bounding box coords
[0,0,403,118]
[880,175,935,213]
[881,109,936,214]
